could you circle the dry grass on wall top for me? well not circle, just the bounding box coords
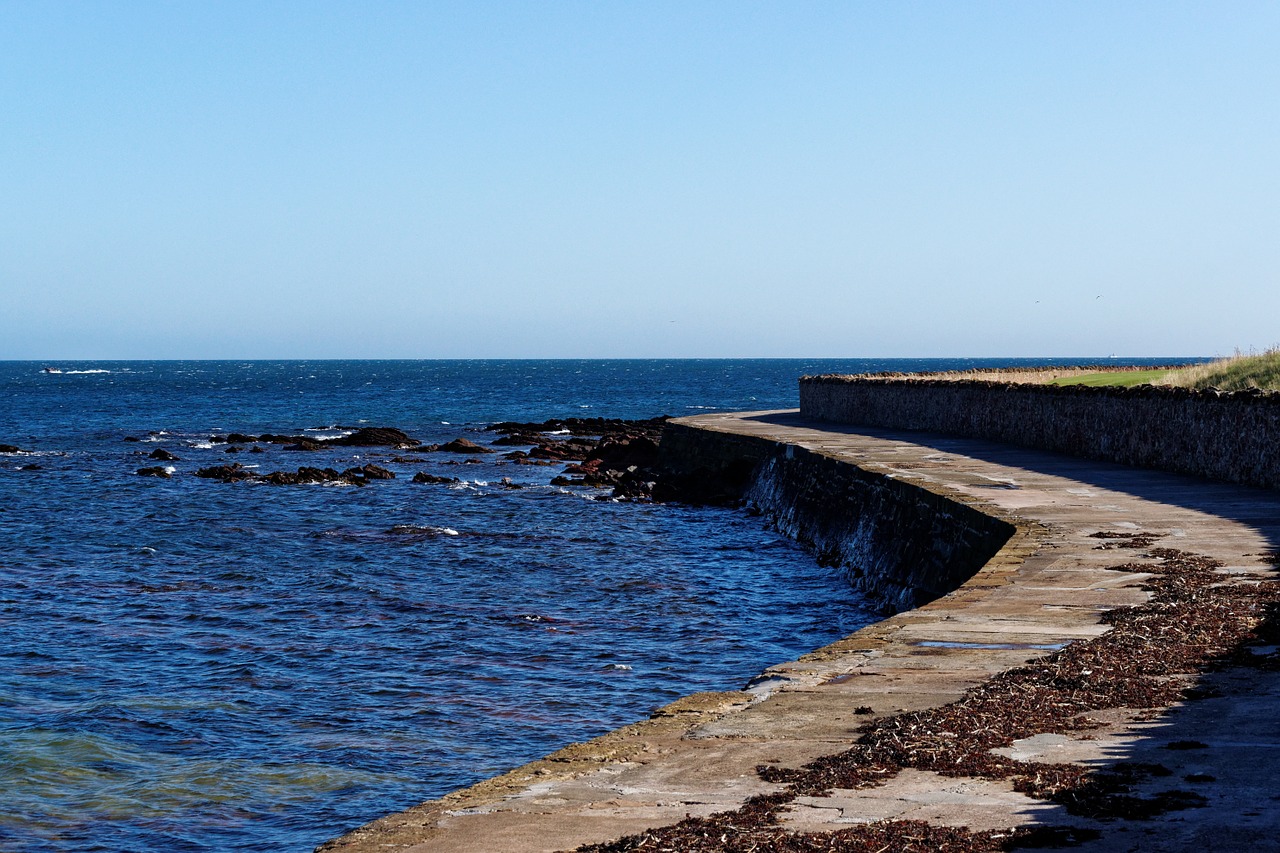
[805,351,1280,392]
[1157,349,1280,392]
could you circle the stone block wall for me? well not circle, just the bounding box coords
[800,377,1280,491]
[659,423,1014,612]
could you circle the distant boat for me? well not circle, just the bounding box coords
[41,367,62,374]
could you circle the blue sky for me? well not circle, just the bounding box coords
[2,2,1276,359]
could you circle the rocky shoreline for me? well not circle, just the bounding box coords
[5,416,691,501]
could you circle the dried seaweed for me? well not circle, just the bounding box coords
[574,546,1280,853]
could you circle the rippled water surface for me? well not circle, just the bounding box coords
[0,359,1183,851]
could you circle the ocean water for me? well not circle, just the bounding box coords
[0,358,1185,852]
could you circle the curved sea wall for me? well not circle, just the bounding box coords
[801,376,1280,491]
[659,422,1015,613]
[321,417,1026,852]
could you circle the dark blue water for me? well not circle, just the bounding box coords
[0,358,1190,852]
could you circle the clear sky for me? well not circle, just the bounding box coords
[2,2,1276,359]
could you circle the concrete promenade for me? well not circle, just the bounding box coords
[320,411,1280,852]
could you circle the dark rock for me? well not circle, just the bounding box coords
[412,472,459,485]
[491,433,542,446]
[195,463,256,482]
[583,469,623,487]
[123,436,141,442]
[0,444,22,453]
[611,468,657,500]
[225,446,243,453]
[584,436,660,471]
[18,463,42,471]
[486,416,670,439]
[149,448,180,461]
[497,477,524,490]
[261,466,347,486]
[226,433,258,444]
[327,427,420,448]
[528,438,597,461]
[249,446,264,454]
[437,437,494,454]
[344,464,395,481]
[550,475,586,487]
[283,439,322,452]
[137,466,172,478]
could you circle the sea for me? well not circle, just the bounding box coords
[0,358,1187,852]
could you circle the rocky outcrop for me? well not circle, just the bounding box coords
[136,466,172,478]
[436,438,493,454]
[0,444,23,453]
[195,463,256,482]
[350,464,395,480]
[412,472,460,485]
[486,416,669,438]
[328,427,419,448]
[194,463,395,486]
[148,448,180,461]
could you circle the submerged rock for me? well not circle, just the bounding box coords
[385,524,460,538]
[0,444,22,453]
[136,466,172,478]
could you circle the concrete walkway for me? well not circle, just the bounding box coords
[319,411,1280,852]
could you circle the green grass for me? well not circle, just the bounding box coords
[1159,349,1280,392]
[1049,369,1173,388]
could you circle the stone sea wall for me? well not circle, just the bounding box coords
[801,377,1280,491]
[659,423,1015,612]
